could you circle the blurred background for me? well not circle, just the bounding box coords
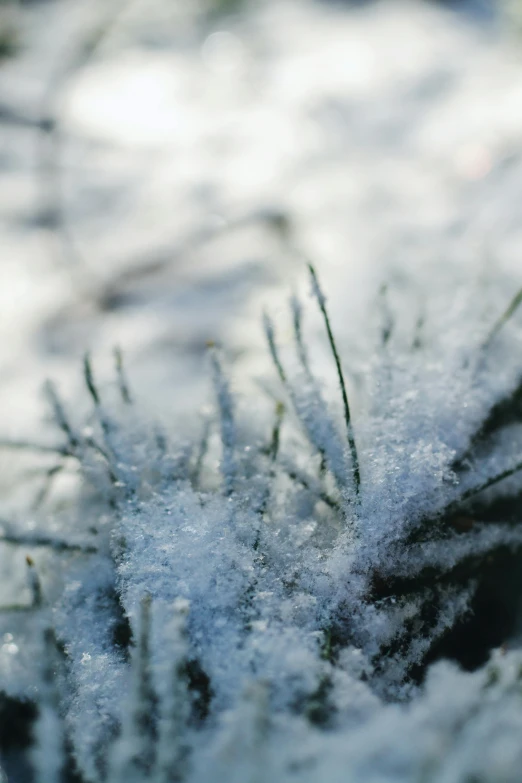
[1,0,522,449]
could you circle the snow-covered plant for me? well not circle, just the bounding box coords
[2,266,522,781]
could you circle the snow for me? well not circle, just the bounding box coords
[3,0,522,781]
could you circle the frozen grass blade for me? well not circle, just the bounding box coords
[134,594,157,771]
[254,401,285,533]
[209,346,236,497]
[456,457,522,508]
[379,283,393,347]
[83,353,136,497]
[268,400,284,462]
[0,519,97,552]
[192,414,211,488]
[31,463,65,510]
[114,346,133,405]
[154,599,191,783]
[44,380,79,450]
[263,309,348,490]
[308,264,360,496]
[263,311,287,385]
[110,594,157,782]
[482,285,522,349]
[84,352,101,407]
[84,352,116,445]
[290,295,312,377]
[31,628,65,783]
[25,556,43,608]
[412,313,424,351]
[0,438,70,456]
[280,457,339,511]
[454,375,522,469]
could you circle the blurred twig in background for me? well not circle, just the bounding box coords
[37,0,138,268]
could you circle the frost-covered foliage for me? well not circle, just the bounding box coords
[3,268,522,781]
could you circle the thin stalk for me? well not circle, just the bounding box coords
[446,457,522,516]
[114,346,132,405]
[31,463,65,510]
[281,463,339,511]
[254,402,285,539]
[0,525,97,553]
[209,347,236,497]
[25,556,43,608]
[44,381,79,449]
[263,311,287,384]
[482,285,522,350]
[0,439,71,457]
[32,629,65,783]
[308,264,360,496]
[412,313,424,351]
[263,311,334,478]
[83,355,127,494]
[83,435,120,487]
[191,415,211,488]
[134,594,157,773]
[84,352,101,406]
[379,283,393,347]
[268,401,284,462]
[290,295,312,377]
